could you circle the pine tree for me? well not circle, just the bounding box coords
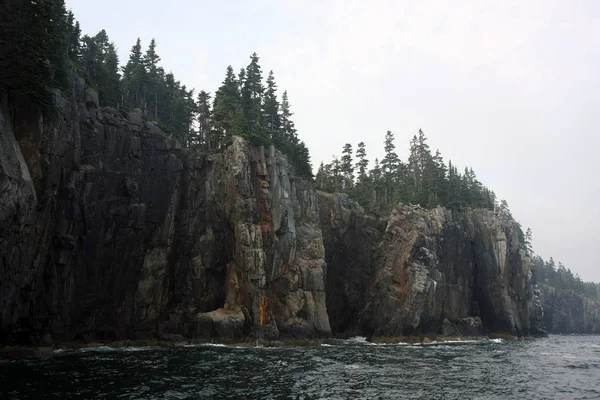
[370,158,383,210]
[196,90,212,148]
[241,52,267,144]
[354,142,371,205]
[280,91,297,143]
[79,30,121,108]
[122,38,145,109]
[340,143,354,191]
[65,10,81,61]
[331,157,341,193]
[263,70,281,143]
[499,199,512,220]
[213,65,241,147]
[356,142,369,184]
[0,0,71,111]
[381,131,400,205]
[432,149,448,206]
[143,38,162,117]
[101,43,121,108]
[315,162,327,190]
[294,141,313,178]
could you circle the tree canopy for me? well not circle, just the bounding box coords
[0,2,312,177]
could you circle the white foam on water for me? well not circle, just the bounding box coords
[183,343,230,348]
[347,336,368,343]
[320,343,333,347]
[55,345,164,354]
[120,346,161,352]
[489,338,504,344]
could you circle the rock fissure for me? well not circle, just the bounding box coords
[1,78,598,347]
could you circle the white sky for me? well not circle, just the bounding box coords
[67,0,600,281]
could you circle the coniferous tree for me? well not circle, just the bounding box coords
[213,65,241,147]
[263,70,281,143]
[80,30,121,108]
[371,158,384,211]
[65,11,81,62]
[122,38,145,109]
[280,91,297,143]
[340,143,354,191]
[196,90,212,147]
[315,162,327,191]
[241,52,267,144]
[353,142,371,207]
[0,0,71,111]
[101,43,121,108]
[381,131,400,205]
[143,38,162,118]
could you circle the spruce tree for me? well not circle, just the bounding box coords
[122,38,145,109]
[340,143,354,191]
[196,90,212,148]
[241,52,267,144]
[263,70,281,143]
[213,65,241,147]
[354,142,370,205]
[381,131,400,205]
[356,142,369,185]
[0,0,71,111]
[143,39,162,117]
[280,91,297,143]
[101,43,121,108]
[370,158,383,210]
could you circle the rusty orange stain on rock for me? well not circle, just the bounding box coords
[259,294,270,326]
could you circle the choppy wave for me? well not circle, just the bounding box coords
[54,345,164,354]
[3,335,599,399]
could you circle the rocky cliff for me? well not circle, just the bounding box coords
[0,73,329,345]
[538,284,600,334]
[318,192,546,339]
[1,73,594,347]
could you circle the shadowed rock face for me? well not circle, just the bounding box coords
[539,284,600,334]
[318,192,546,338]
[0,72,592,346]
[0,75,330,345]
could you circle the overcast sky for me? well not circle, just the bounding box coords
[67,0,600,281]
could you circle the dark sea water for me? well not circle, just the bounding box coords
[1,335,600,399]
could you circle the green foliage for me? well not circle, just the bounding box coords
[240,53,269,145]
[2,4,313,177]
[79,30,122,108]
[0,0,71,113]
[316,129,497,214]
[532,255,592,295]
[263,70,281,142]
[213,65,241,147]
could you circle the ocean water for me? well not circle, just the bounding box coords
[1,335,599,399]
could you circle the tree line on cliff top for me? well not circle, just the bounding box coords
[0,0,312,177]
[1,0,598,295]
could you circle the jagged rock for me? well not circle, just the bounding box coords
[195,309,247,341]
[127,109,144,132]
[0,68,594,345]
[318,193,545,338]
[441,319,457,336]
[0,77,331,344]
[539,284,600,333]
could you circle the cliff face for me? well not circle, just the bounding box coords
[0,75,329,345]
[539,284,600,334]
[1,74,594,346]
[318,192,546,338]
